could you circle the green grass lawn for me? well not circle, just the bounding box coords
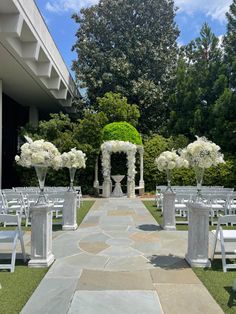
[143,200,236,313]
[142,200,189,231]
[193,260,236,314]
[0,200,95,314]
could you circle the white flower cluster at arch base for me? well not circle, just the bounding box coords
[101,140,137,198]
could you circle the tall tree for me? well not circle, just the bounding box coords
[210,0,236,153]
[167,23,224,139]
[72,0,179,133]
[224,0,236,89]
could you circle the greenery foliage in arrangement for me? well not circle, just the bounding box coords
[102,122,142,145]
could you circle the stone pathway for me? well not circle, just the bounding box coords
[21,199,223,314]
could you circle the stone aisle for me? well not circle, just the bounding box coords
[21,199,223,314]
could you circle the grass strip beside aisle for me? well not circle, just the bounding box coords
[193,260,236,314]
[142,200,188,231]
[0,200,95,314]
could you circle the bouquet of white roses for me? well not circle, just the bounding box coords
[61,148,86,169]
[155,150,189,172]
[15,136,62,170]
[180,136,224,168]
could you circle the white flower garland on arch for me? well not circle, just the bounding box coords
[101,140,137,182]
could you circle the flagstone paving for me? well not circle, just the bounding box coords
[21,199,223,314]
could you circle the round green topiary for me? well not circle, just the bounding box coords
[102,122,142,145]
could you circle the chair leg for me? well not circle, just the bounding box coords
[219,227,227,272]
[11,235,18,272]
[19,230,26,262]
[210,225,219,261]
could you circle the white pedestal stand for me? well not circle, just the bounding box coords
[162,191,176,231]
[28,204,54,268]
[111,175,125,197]
[185,202,211,268]
[62,191,78,231]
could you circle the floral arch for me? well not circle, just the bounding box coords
[93,122,144,198]
[93,140,144,198]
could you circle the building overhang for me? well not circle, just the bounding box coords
[0,0,78,112]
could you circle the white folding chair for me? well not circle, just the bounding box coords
[2,192,28,226]
[0,214,26,272]
[211,215,236,272]
[74,186,82,208]
[47,192,64,218]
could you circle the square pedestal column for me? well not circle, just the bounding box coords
[28,204,54,268]
[62,191,78,231]
[103,179,111,198]
[185,202,211,268]
[162,191,176,231]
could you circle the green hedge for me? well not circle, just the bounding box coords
[102,122,142,145]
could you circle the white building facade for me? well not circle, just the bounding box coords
[0,0,78,187]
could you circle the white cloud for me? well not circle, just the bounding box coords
[46,0,231,22]
[175,0,231,22]
[46,0,99,14]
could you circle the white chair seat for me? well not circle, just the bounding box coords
[0,214,26,272]
[211,204,223,209]
[0,230,17,241]
[175,204,187,209]
[211,215,236,272]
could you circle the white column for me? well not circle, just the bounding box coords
[93,156,99,188]
[139,147,145,195]
[28,204,54,267]
[62,191,78,231]
[162,191,176,230]
[29,106,39,127]
[102,153,111,198]
[127,151,136,198]
[0,80,2,189]
[185,202,211,268]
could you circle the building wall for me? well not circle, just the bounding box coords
[2,93,28,188]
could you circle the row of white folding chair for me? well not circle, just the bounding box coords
[211,215,236,272]
[0,192,29,227]
[156,185,227,193]
[169,191,231,225]
[174,192,233,225]
[0,213,26,272]
[1,191,65,226]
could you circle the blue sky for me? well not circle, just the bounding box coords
[35,0,232,75]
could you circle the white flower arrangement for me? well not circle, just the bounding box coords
[101,140,137,154]
[180,136,224,169]
[155,150,189,172]
[61,148,86,169]
[15,136,62,170]
[101,140,137,181]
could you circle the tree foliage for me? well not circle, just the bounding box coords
[97,92,140,127]
[167,23,224,140]
[72,0,179,133]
